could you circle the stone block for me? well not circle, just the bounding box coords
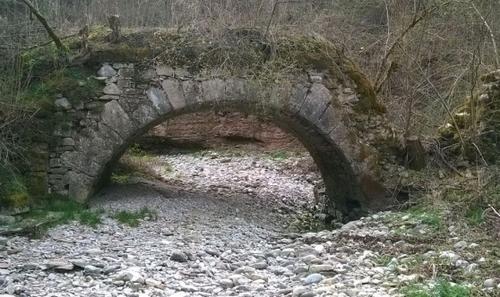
[162,79,185,110]
[97,64,117,78]
[54,98,72,110]
[299,83,331,122]
[62,138,75,146]
[156,65,174,77]
[288,84,308,113]
[146,87,170,114]
[316,105,342,135]
[201,79,225,103]
[103,83,121,95]
[101,100,135,139]
[182,80,202,106]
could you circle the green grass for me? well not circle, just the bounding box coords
[110,172,132,184]
[25,194,102,228]
[267,150,291,160]
[402,281,471,297]
[78,210,103,228]
[406,207,443,230]
[113,207,157,227]
[0,165,30,210]
[375,254,394,267]
[465,206,486,226]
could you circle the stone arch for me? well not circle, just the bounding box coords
[49,63,388,220]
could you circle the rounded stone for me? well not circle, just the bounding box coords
[304,273,323,285]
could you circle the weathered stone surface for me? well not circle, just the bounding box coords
[162,79,185,110]
[288,84,309,113]
[103,83,121,95]
[97,64,117,78]
[45,62,391,218]
[299,83,331,122]
[101,100,134,139]
[146,87,170,114]
[182,80,202,106]
[54,98,72,110]
[201,79,225,103]
[156,65,174,76]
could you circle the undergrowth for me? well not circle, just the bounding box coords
[0,165,30,210]
[401,280,471,297]
[113,207,157,227]
[26,194,102,227]
[22,66,103,110]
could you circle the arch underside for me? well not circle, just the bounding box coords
[56,74,380,221]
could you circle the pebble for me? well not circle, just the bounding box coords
[0,150,490,297]
[483,278,497,288]
[309,264,335,273]
[453,240,467,250]
[170,251,188,262]
[304,273,323,285]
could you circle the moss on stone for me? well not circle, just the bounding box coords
[23,67,102,108]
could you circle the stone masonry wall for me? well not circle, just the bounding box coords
[42,61,394,220]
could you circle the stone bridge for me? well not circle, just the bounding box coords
[45,62,391,221]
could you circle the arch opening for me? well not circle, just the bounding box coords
[104,111,324,219]
[90,101,366,222]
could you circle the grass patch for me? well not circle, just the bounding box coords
[402,280,471,297]
[375,254,394,267]
[407,207,443,230]
[0,165,30,211]
[110,172,132,184]
[465,206,486,226]
[113,207,157,227]
[267,150,291,160]
[23,194,102,230]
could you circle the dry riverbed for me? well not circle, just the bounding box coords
[0,150,498,297]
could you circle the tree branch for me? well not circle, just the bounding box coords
[18,0,66,51]
[375,1,451,93]
[470,1,499,68]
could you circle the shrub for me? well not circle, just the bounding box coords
[0,165,30,210]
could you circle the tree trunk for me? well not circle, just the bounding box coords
[405,136,427,170]
[107,15,122,43]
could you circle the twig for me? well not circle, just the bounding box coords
[470,2,499,68]
[374,1,451,93]
[489,204,500,218]
[264,0,304,39]
[24,33,78,51]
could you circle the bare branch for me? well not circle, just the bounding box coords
[17,0,66,51]
[470,1,499,68]
[375,1,451,93]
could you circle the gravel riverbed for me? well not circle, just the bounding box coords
[0,151,498,297]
